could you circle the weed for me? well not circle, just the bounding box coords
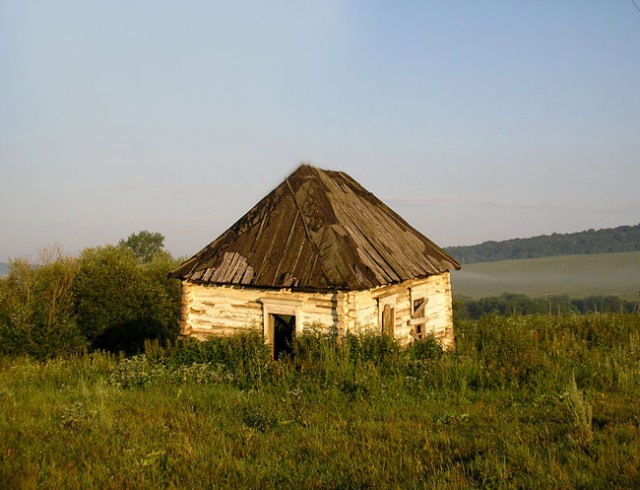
[564,373,594,447]
[58,401,96,432]
[241,401,280,432]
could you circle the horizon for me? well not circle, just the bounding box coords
[1,220,637,265]
[2,2,640,261]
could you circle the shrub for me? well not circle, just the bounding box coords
[0,253,86,359]
[344,331,403,371]
[0,234,181,358]
[406,334,444,361]
[170,332,272,387]
[74,245,180,352]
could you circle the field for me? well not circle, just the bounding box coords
[451,251,640,300]
[2,315,640,489]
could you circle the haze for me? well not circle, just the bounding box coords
[2,1,639,261]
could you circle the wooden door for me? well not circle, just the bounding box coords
[382,304,395,338]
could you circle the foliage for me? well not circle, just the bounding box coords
[1,314,639,488]
[167,333,272,388]
[446,222,640,263]
[0,233,180,358]
[75,244,180,354]
[455,293,637,319]
[118,230,166,264]
[0,251,85,358]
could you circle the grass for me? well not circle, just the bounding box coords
[452,251,640,300]
[1,315,640,488]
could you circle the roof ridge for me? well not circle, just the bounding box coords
[284,173,332,288]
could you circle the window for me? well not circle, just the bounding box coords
[410,295,428,340]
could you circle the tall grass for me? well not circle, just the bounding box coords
[1,314,639,488]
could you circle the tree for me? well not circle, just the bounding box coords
[118,230,166,264]
[74,244,180,354]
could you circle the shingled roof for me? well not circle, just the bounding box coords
[170,164,460,290]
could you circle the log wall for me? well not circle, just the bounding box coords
[179,282,338,340]
[179,272,454,349]
[340,272,454,349]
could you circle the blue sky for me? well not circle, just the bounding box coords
[2,1,639,261]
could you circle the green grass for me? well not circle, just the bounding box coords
[1,316,640,489]
[452,251,640,300]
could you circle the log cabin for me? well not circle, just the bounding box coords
[170,164,461,357]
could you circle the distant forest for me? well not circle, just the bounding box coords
[454,293,638,319]
[446,223,640,264]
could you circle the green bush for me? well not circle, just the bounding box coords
[0,254,85,359]
[344,331,403,371]
[169,332,272,387]
[406,334,445,361]
[94,318,176,355]
[74,245,180,352]
[0,233,181,358]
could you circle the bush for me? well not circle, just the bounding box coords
[344,331,403,371]
[74,245,180,352]
[406,334,444,361]
[170,332,272,387]
[0,253,86,359]
[0,233,181,358]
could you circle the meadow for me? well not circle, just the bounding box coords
[451,251,640,300]
[1,314,639,489]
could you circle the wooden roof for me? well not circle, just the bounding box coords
[170,164,460,290]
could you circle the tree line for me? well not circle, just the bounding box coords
[446,223,640,264]
[0,231,181,359]
[454,293,638,320]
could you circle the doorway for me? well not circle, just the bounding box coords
[271,314,296,359]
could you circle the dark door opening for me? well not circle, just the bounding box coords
[272,314,295,359]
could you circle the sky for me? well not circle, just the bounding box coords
[2,1,639,262]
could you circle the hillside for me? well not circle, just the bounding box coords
[0,263,8,277]
[451,251,640,300]
[446,223,640,264]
